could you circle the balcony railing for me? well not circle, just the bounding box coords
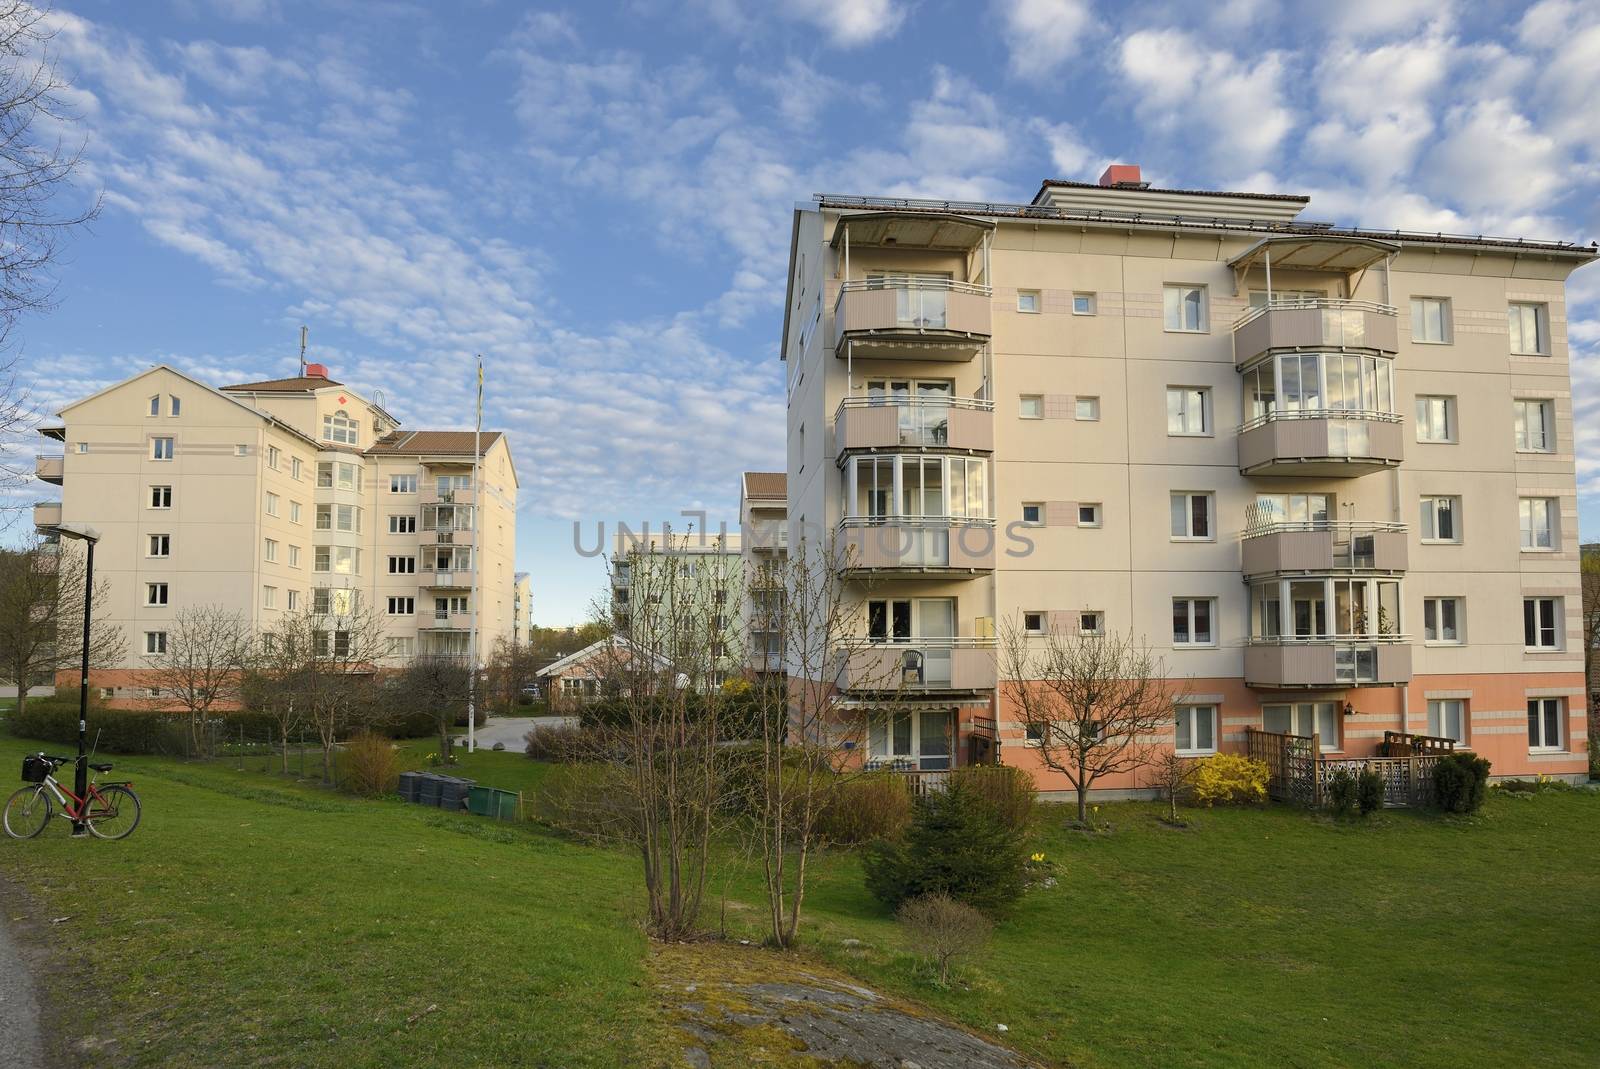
[1244,637,1412,688]
[1237,410,1405,476]
[421,486,476,506]
[838,517,995,575]
[1241,521,1409,576]
[1233,298,1398,366]
[837,636,997,693]
[34,454,63,484]
[32,501,61,529]
[834,277,992,361]
[834,395,994,452]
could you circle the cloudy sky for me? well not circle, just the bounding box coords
[17,0,1600,623]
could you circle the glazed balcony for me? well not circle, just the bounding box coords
[834,396,993,454]
[420,485,476,506]
[1238,412,1404,477]
[837,518,995,578]
[1241,521,1408,578]
[1233,299,1398,367]
[422,527,475,547]
[833,278,991,362]
[34,454,63,485]
[32,501,61,529]
[1244,639,1412,689]
[837,637,997,695]
[424,570,473,590]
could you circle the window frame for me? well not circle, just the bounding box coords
[149,485,173,509]
[1262,701,1341,752]
[1523,596,1562,651]
[1166,386,1211,437]
[1410,296,1453,344]
[1422,596,1463,645]
[1163,284,1209,333]
[387,596,416,616]
[1414,395,1456,444]
[150,437,175,461]
[1513,399,1554,453]
[1508,302,1549,356]
[1078,611,1104,637]
[1020,502,1044,527]
[1418,495,1462,544]
[1527,697,1563,751]
[144,631,169,656]
[1018,394,1044,420]
[1427,699,1468,746]
[1169,491,1214,541]
[1518,497,1556,552]
[1016,289,1041,314]
[147,533,171,558]
[145,582,169,607]
[1171,597,1217,648]
[1175,703,1219,756]
[1074,396,1100,421]
[1022,611,1046,636]
[1077,503,1102,528]
[1072,292,1096,316]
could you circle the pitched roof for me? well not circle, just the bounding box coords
[535,636,672,678]
[220,375,343,393]
[743,471,786,500]
[364,430,505,457]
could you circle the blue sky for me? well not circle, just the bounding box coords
[17,0,1600,624]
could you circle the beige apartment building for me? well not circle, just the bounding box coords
[34,363,518,701]
[740,472,787,677]
[778,165,1594,791]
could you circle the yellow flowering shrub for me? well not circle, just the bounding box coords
[1190,754,1270,807]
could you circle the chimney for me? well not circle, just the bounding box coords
[304,362,330,379]
[1097,163,1147,189]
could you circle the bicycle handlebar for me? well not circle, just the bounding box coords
[41,753,79,765]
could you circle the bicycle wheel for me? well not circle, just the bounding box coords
[85,785,140,841]
[2,786,51,839]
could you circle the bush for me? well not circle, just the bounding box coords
[1432,752,1491,813]
[897,893,992,987]
[1191,754,1269,807]
[817,773,912,846]
[524,723,584,762]
[1326,768,1359,818]
[1357,768,1385,815]
[531,763,631,841]
[338,732,400,797]
[948,765,1036,834]
[4,693,280,756]
[862,779,1029,916]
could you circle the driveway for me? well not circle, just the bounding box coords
[0,907,43,1069]
[467,716,577,753]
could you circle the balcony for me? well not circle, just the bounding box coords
[1233,299,1399,367]
[838,518,995,577]
[834,396,993,454]
[419,613,471,632]
[34,455,63,485]
[1241,522,1408,578]
[837,638,997,695]
[32,501,61,530]
[1244,639,1412,689]
[420,486,476,506]
[422,527,475,547]
[1238,413,1404,477]
[424,571,473,589]
[833,278,991,362]
[746,522,788,554]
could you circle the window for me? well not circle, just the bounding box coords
[287,590,298,611]
[389,555,416,574]
[1074,396,1100,421]
[1072,292,1095,315]
[1527,697,1563,751]
[1021,502,1043,526]
[1175,705,1218,755]
[390,474,417,494]
[1163,284,1207,332]
[1523,597,1562,650]
[336,504,360,533]
[387,596,415,616]
[1423,597,1462,644]
[150,485,172,509]
[389,637,415,657]
[315,505,332,531]
[1023,611,1046,635]
[148,534,170,557]
[1263,702,1340,751]
[1419,496,1460,543]
[76,442,88,453]
[288,545,301,568]
[265,492,279,517]
[1166,387,1210,436]
[291,457,302,480]
[1079,611,1104,636]
[266,445,280,469]
[1017,290,1040,313]
[1508,302,1548,355]
[1019,394,1043,419]
[151,437,174,461]
[1410,297,1451,343]
[315,547,330,572]
[145,583,168,607]
[317,462,333,488]
[144,631,168,655]
[1077,503,1101,527]
[170,395,181,417]
[235,445,248,457]
[1519,498,1556,551]
[1172,598,1216,646]
[390,514,417,534]
[1428,699,1466,745]
[264,538,278,562]
[1251,493,1330,526]
[1513,399,1554,452]
[797,424,805,473]
[1170,492,1213,540]
[866,708,955,771]
[263,586,276,609]
[1415,395,1455,443]
[323,410,359,445]
[290,501,302,524]
[148,395,159,417]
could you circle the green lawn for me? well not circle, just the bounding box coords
[2,732,1597,1068]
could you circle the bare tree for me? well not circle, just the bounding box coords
[0,539,122,714]
[144,605,254,756]
[242,626,306,775]
[397,654,470,757]
[1147,750,1200,824]
[999,620,1189,823]
[897,893,992,988]
[1582,552,1599,759]
[483,634,540,713]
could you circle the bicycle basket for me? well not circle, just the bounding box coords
[21,754,50,783]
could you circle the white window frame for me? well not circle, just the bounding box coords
[1422,597,1463,644]
[1019,394,1043,420]
[1072,292,1096,316]
[1078,611,1104,637]
[1508,302,1548,356]
[144,631,168,656]
[288,545,301,568]
[1074,396,1100,421]
[1427,699,1467,746]
[263,585,276,610]
[290,501,302,524]
[1527,697,1563,751]
[1419,495,1461,544]
[1410,296,1452,343]
[151,437,174,461]
[1518,497,1556,552]
[1016,290,1040,313]
[390,473,418,494]
[1414,395,1455,443]
[323,410,359,446]
[1077,503,1101,528]
[287,590,299,611]
[1523,597,1562,651]
[145,582,168,607]
[1263,702,1340,752]
[169,395,181,417]
[264,538,278,563]
[1166,386,1211,437]
[149,485,172,509]
[1175,704,1218,756]
[147,534,170,558]
[1513,399,1554,453]
[1163,284,1208,333]
[389,555,417,575]
[266,445,280,469]
[1022,611,1046,635]
[1021,502,1044,527]
[387,596,415,616]
[390,514,417,534]
[265,492,279,517]
[147,395,160,417]
[1171,597,1217,647]
[1169,492,1214,541]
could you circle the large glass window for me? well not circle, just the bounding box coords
[867,708,954,771]
[1263,702,1339,750]
[1242,353,1396,422]
[844,456,989,520]
[1252,493,1330,527]
[1423,597,1462,643]
[323,410,359,445]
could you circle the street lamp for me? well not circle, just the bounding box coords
[53,522,100,838]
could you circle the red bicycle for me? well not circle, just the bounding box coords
[3,753,141,840]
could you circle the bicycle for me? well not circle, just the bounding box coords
[3,753,141,841]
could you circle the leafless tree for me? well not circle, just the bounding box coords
[1147,750,1200,823]
[0,538,122,715]
[999,620,1189,823]
[397,654,471,757]
[242,625,307,775]
[897,892,992,987]
[144,604,254,756]
[1582,552,1599,754]
[483,634,541,713]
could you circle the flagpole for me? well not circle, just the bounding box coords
[468,355,482,753]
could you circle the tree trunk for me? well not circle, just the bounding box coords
[1076,781,1089,823]
[14,681,28,720]
[280,726,290,774]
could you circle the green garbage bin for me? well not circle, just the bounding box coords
[467,785,520,821]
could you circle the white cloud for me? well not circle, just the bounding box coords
[1033,120,1098,179]
[998,0,1095,81]
[171,41,306,95]
[784,0,905,48]
[736,57,855,129]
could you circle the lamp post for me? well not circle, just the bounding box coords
[53,522,100,837]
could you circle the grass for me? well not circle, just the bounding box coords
[2,730,1598,1068]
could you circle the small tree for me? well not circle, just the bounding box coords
[863,779,1030,916]
[999,620,1190,823]
[398,654,471,757]
[1581,552,1599,770]
[897,893,992,988]
[484,635,540,712]
[0,540,124,715]
[1148,750,1199,823]
[145,605,254,756]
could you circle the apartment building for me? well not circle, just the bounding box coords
[35,363,518,700]
[513,571,533,646]
[610,527,743,687]
[740,472,788,677]
[778,165,1595,792]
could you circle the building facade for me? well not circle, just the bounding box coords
[739,472,787,678]
[778,166,1594,791]
[513,571,533,646]
[35,363,518,700]
[610,527,743,688]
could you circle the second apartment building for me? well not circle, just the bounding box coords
[778,166,1594,791]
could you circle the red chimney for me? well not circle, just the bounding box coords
[1097,163,1144,188]
[304,362,329,379]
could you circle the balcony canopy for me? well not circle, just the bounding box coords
[830,211,993,251]
[1229,234,1400,295]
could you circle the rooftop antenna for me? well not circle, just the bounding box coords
[298,325,309,377]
